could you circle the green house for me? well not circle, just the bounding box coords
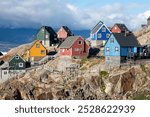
[35,26,59,48]
[9,54,26,70]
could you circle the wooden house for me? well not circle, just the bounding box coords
[57,26,74,41]
[90,21,111,47]
[35,26,59,48]
[104,33,140,66]
[111,23,129,33]
[9,54,26,70]
[59,36,89,58]
[24,40,47,62]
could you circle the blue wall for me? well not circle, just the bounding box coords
[105,34,138,57]
[91,25,111,41]
[104,35,120,56]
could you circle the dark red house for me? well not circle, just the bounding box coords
[59,36,89,58]
[57,26,74,41]
[111,23,129,33]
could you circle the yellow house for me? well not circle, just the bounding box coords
[24,40,47,61]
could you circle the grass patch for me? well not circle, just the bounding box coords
[133,92,150,100]
[99,71,109,78]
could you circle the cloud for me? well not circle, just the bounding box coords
[0,0,149,30]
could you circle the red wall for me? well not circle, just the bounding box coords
[111,25,121,33]
[60,37,89,57]
[60,48,72,56]
[57,27,67,40]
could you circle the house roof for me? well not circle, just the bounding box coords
[43,26,57,35]
[62,26,74,36]
[114,23,129,32]
[59,36,82,48]
[113,33,140,47]
[91,21,104,34]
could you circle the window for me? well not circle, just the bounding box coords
[19,63,23,68]
[74,48,79,51]
[106,47,110,52]
[102,27,106,32]
[110,38,114,43]
[15,55,19,60]
[4,71,7,75]
[97,33,102,38]
[36,44,40,48]
[115,47,119,52]
[41,50,45,55]
[41,28,44,32]
[106,34,110,38]
[62,49,65,52]
[78,41,82,45]
[46,34,49,39]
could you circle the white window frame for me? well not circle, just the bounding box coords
[15,56,19,60]
[19,63,23,68]
[106,34,110,38]
[78,40,82,45]
[41,28,44,32]
[74,48,79,51]
[115,47,119,52]
[46,34,49,39]
[106,47,110,52]
[97,33,102,38]
[102,27,106,32]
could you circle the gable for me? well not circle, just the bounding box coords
[9,54,25,64]
[105,34,120,56]
[30,40,46,51]
[111,25,121,33]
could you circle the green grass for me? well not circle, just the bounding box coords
[99,71,109,78]
[133,92,150,100]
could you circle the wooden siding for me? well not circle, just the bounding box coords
[9,55,26,70]
[29,40,47,58]
[57,27,68,40]
[111,25,121,33]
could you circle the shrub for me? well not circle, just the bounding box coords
[99,71,109,78]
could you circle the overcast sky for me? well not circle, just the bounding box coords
[0,0,150,30]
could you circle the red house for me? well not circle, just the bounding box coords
[57,26,74,41]
[59,36,89,58]
[111,23,129,33]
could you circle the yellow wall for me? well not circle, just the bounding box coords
[29,40,46,57]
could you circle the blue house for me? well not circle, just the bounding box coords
[104,33,140,65]
[90,21,111,48]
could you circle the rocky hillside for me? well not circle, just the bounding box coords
[134,25,150,45]
[0,57,150,100]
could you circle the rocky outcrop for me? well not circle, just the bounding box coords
[0,58,150,100]
[134,25,150,45]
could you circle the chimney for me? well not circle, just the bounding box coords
[124,30,129,37]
